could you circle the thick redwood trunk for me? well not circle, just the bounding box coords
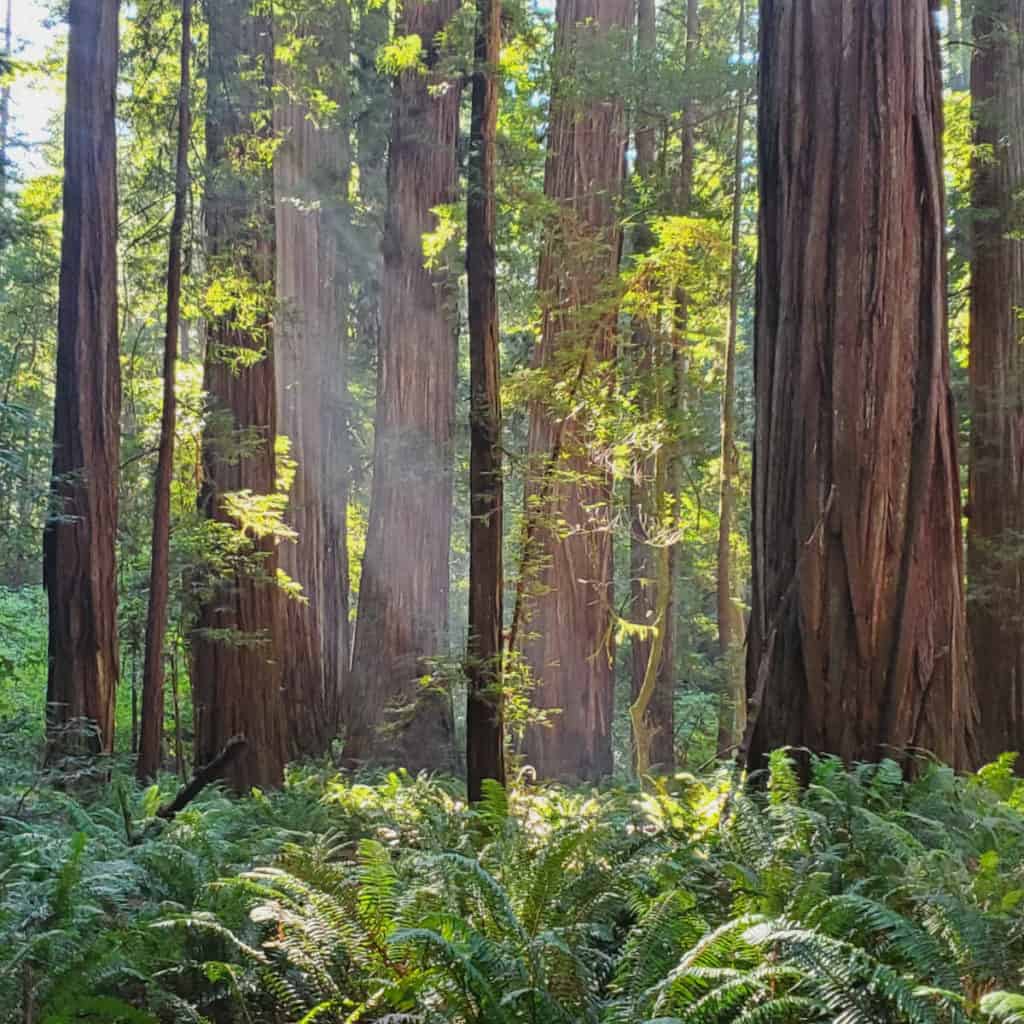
[44,0,121,758]
[192,0,287,792]
[969,1,1024,765]
[346,0,461,772]
[516,0,630,782]
[138,0,192,782]
[466,0,505,802]
[274,5,352,759]
[747,0,977,772]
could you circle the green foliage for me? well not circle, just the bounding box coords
[0,587,47,722]
[188,755,1024,1023]
[0,732,1020,1023]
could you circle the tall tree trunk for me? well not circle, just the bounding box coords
[138,0,192,783]
[274,2,352,759]
[322,205,353,742]
[628,0,674,776]
[746,0,977,773]
[715,0,747,756]
[346,0,461,772]
[43,0,121,759]
[969,0,1024,766]
[351,0,389,433]
[515,0,630,782]
[658,0,699,771]
[192,0,287,792]
[466,0,505,802]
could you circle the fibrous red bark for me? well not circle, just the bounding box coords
[747,0,977,772]
[346,0,461,772]
[44,0,121,759]
[968,0,1024,766]
[274,3,352,759]
[516,0,630,783]
[192,0,287,792]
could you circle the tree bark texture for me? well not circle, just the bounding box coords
[274,3,352,759]
[466,0,506,801]
[747,0,977,773]
[969,0,1024,766]
[193,0,287,792]
[138,0,192,782]
[346,0,461,772]
[44,0,121,758]
[516,0,630,782]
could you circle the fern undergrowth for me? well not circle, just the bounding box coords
[0,745,1022,1023]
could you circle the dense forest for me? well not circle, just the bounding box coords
[0,0,1022,1020]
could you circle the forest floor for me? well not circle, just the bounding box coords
[0,715,1022,1023]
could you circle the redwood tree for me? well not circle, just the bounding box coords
[346,0,461,772]
[746,0,977,772]
[968,0,1024,765]
[192,0,287,791]
[465,0,505,801]
[138,0,192,782]
[515,0,630,782]
[44,0,121,758]
[274,2,352,759]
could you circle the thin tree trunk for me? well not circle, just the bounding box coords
[628,0,674,776]
[346,0,462,772]
[322,260,352,740]
[138,0,191,783]
[192,0,287,793]
[715,0,747,755]
[747,0,977,773]
[627,0,656,705]
[130,639,138,754]
[43,0,121,760]
[630,443,670,779]
[969,0,1024,766]
[657,0,699,771]
[516,0,630,783]
[170,647,184,779]
[466,0,505,802]
[274,2,351,759]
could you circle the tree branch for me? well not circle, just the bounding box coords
[155,734,247,820]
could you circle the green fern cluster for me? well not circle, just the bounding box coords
[166,756,1024,1023]
[0,753,1022,1023]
